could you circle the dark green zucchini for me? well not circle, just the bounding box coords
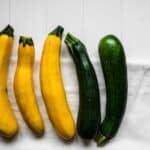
[65,33,101,139]
[96,35,128,145]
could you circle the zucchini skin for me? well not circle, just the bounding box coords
[96,35,127,145]
[65,33,101,139]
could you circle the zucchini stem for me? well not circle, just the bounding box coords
[49,25,64,39]
[65,33,79,46]
[19,36,34,47]
[64,33,80,55]
[0,24,14,37]
[96,134,108,146]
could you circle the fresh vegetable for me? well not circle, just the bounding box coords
[65,33,101,139]
[96,35,128,145]
[40,26,75,140]
[14,36,44,136]
[0,25,19,138]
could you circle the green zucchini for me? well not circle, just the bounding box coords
[96,35,128,145]
[65,33,101,139]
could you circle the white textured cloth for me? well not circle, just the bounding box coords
[1,57,150,150]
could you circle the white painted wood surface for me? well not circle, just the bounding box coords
[0,0,149,63]
[0,0,150,149]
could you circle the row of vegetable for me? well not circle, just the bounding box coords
[0,24,127,146]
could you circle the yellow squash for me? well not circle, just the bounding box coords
[14,36,44,136]
[0,25,19,138]
[40,26,75,140]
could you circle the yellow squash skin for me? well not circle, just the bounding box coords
[0,25,19,138]
[40,26,75,140]
[14,37,44,136]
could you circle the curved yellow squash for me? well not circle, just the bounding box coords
[14,36,44,136]
[0,25,19,138]
[40,26,75,140]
